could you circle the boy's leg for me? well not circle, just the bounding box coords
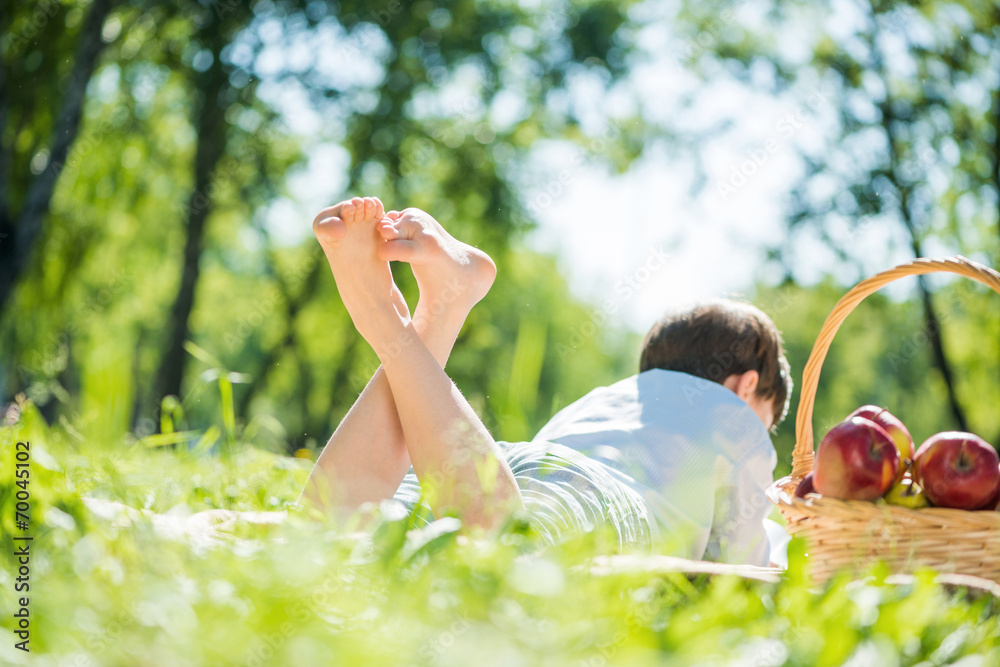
[303,199,517,529]
[373,208,524,527]
[302,197,407,511]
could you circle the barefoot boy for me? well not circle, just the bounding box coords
[304,197,791,565]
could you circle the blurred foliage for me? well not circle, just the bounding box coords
[1,0,643,451]
[3,422,1000,664]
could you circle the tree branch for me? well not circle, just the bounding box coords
[152,28,232,408]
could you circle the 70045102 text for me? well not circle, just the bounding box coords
[12,440,33,653]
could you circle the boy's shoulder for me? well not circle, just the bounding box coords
[569,368,753,415]
[535,369,773,465]
[634,368,747,405]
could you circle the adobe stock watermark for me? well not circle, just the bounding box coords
[57,602,142,666]
[330,0,407,65]
[210,0,251,21]
[17,270,133,381]
[555,246,671,361]
[416,613,472,663]
[371,0,406,29]
[840,148,937,246]
[583,592,660,667]
[408,419,490,506]
[241,572,350,666]
[370,277,467,363]
[839,184,907,244]
[664,0,863,127]
[811,282,975,439]
[877,4,922,35]
[395,93,494,177]
[525,126,622,218]
[29,101,131,185]
[349,362,383,394]
[585,576,800,667]
[169,155,247,223]
[223,248,323,350]
[337,20,384,63]
[675,289,796,403]
[885,286,972,373]
[3,1,62,53]
[660,0,751,70]
[897,145,939,183]
[717,86,831,202]
[482,404,519,441]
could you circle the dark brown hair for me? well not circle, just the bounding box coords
[639,300,792,427]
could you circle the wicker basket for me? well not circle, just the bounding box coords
[767,256,1000,583]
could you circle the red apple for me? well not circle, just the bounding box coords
[913,432,1000,510]
[847,405,915,462]
[794,472,816,498]
[987,477,1000,511]
[814,417,900,501]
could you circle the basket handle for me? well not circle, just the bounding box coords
[790,256,1000,479]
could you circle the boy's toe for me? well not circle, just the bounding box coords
[378,239,418,262]
[377,220,401,240]
[313,202,345,227]
[361,197,376,220]
[340,202,357,223]
[394,215,424,241]
[313,216,346,241]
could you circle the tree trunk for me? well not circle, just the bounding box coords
[235,259,323,420]
[152,31,231,409]
[883,145,968,432]
[890,180,968,431]
[867,4,968,431]
[0,0,116,317]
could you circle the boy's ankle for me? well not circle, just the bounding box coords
[414,309,466,339]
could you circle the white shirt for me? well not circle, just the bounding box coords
[533,369,777,566]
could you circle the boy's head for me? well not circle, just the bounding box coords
[640,300,792,430]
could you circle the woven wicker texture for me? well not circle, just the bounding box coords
[768,256,1000,583]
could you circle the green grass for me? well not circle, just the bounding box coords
[2,405,999,666]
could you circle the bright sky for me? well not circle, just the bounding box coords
[520,123,801,331]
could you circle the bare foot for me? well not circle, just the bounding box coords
[312,196,409,346]
[376,208,497,324]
